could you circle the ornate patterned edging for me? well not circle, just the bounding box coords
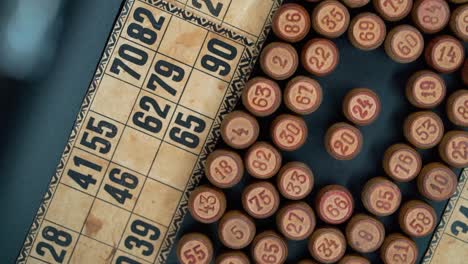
[422,169,467,264]
[154,0,284,262]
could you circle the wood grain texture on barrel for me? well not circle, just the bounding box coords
[221,111,259,149]
[316,185,354,224]
[302,38,340,76]
[177,233,214,264]
[380,233,418,264]
[425,35,465,73]
[276,202,316,240]
[438,130,468,168]
[403,111,444,149]
[242,181,280,219]
[242,77,281,117]
[398,200,437,237]
[362,177,402,216]
[272,3,311,43]
[412,0,450,34]
[284,76,323,115]
[251,231,288,264]
[245,142,282,179]
[447,89,468,127]
[260,42,299,80]
[406,70,446,109]
[188,185,226,224]
[342,88,381,126]
[450,4,468,41]
[383,143,422,182]
[348,12,386,51]
[325,122,363,160]
[312,0,350,38]
[271,114,308,151]
[417,162,458,201]
[308,228,347,264]
[215,251,250,264]
[384,25,424,63]
[218,210,256,249]
[277,162,314,200]
[346,214,385,253]
[205,149,244,188]
[374,0,413,21]
[339,255,371,264]
[342,0,370,8]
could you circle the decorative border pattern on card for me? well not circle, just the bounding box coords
[422,169,468,264]
[16,1,259,263]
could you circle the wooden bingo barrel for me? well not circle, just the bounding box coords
[277,162,314,200]
[245,142,282,179]
[348,12,386,51]
[221,110,259,149]
[380,233,418,264]
[403,111,444,149]
[425,35,465,73]
[383,143,422,182]
[177,233,214,264]
[362,177,402,216]
[260,42,299,80]
[308,228,347,264]
[342,0,370,8]
[346,214,386,253]
[398,200,437,237]
[205,149,244,188]
[342,88,381,126]
[251,231,288,264]
[188,185,226,223]
[298,260,319,264]
[438,130,468,168]
[312,0,350,38]
[374,0,413,21]
[447,89,468,127]
[450,4,468,41]
[272,3,311,43]
[406,70,446,109]
[242,77,281,117]
[271,114,308,151]
[215,251,249,264]
[325,122,363,160]
[302,38,340,76]
[412,0,450,34]
[218,210,256,249]
[242,181,280,219]
[339,255,371,264]
[384,25,424,63]
[284,76,323,115]
[417,162,458,201]
[276,202,316,240]
[316,185,354,224]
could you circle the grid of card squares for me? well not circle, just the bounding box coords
[24,1,258,263]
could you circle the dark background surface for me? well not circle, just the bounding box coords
[0,0,466,263]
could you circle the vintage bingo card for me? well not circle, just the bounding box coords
[423,169,468,264]
[167,0,282,41]
[15,0,268,263]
